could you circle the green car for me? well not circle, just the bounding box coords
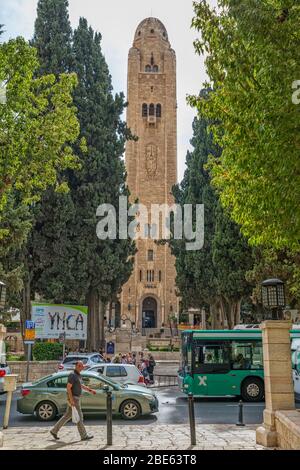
[17,371,159,421]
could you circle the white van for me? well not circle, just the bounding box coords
[0,339,10,394]
[87,363,146,387]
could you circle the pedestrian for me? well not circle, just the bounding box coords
[50,361,95,441]
[140,360,150,385]
[138,351,144,366]
[147,354,156,384]
[121,354,127,364]
[132,352,137,366]
[112,354,120,364]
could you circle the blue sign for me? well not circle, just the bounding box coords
[106,341,115,355]
[25,320,35,330]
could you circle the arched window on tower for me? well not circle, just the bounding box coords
[153,65,159,73]
[145,65,151,72]
[149,104,155,116]
[156,104,162,118]
[142,103,148,117]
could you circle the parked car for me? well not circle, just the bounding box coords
[86,363,146,387]
[57,353,105,371]
[17,371,159,421]
[0,340,10,394]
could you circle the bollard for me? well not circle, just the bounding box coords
[236,400,245,426]
[105,387,113,446]
[3,375,18,430]
[188,392,196,446]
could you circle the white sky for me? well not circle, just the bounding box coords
[0,0,217,181]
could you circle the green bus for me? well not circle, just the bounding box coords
[178,329,300,402]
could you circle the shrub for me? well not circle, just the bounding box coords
[33,342,63,361]
[7,354,25,361]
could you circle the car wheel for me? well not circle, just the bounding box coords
[120,400,141,420]
[35,401,58,421]
[241,377,264,402]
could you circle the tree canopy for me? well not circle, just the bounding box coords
[172,109,253,328]
[0,37,79,234]
[190,0,300,250]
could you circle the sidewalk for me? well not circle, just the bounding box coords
[1,424,267,450]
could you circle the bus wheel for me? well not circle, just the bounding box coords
[241,378,264,402]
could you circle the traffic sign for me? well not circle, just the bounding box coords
[106,341,115,355]
[59,333,66,343]
[25,320,35,330]
[25,329,36,341]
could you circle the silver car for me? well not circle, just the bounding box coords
[87,363,147,387]
[57,353,105,372]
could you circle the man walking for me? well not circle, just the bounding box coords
[50,361,96,441]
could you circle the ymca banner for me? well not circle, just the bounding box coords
[31,303,88,340]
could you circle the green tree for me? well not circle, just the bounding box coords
[172,108,253,328]
[246,247,300,310]
[32,0,73,75]
[0,37,79,226]
[15,0,79,332]
[70,18,135,349]
[28,10,135,349]
[0,35,79,324]
[190,0,300,250]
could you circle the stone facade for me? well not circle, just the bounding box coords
[256,320,296,447]
[120,18,178,331]
[8,361,58,383]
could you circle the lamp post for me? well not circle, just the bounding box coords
[261,278,286,320]
[0,281,7,311]
[121,312,135,353]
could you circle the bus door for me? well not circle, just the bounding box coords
[192,341,231,396]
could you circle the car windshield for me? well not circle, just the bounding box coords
[63,357,89,364]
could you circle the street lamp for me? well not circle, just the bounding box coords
[261,278,286,320]
[0,281,7,310]
[121,314,135,352]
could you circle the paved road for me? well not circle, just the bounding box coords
[0,387,270,428]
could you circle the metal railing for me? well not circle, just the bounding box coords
[149,374,178,387]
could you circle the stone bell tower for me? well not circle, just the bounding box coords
[120,18,178,332]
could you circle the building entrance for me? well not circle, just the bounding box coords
[142,297,158,329]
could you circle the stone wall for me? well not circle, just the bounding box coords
[275,410,300,449]
[147,351,180,361]
[8,361,58,383]
[8,352,179,384]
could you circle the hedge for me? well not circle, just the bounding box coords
[33,342,63,361]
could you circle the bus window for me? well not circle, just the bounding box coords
[181,333,192,374]
[192,342,230,374]
[231,341,263,370]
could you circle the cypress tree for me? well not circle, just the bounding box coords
[23,0,76,322]
[32,0,73,75]
[71,18,135,349]
[28,10,135,349]
[172,103,253,328]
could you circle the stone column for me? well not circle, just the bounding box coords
[256,320,295,447]
[0,324,7,447]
